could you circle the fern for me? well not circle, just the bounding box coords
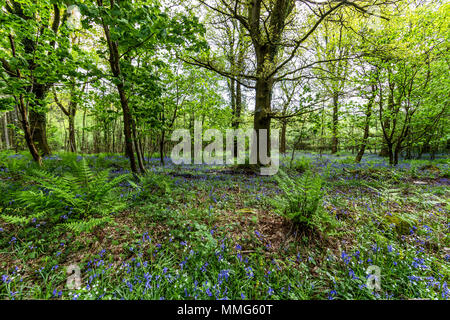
[63,217,114,233]
[289,157,311,173]
[135,172,173,200]
[273,169,325,227]
[1,159,130,233]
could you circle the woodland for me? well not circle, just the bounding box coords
[0,0,448,300]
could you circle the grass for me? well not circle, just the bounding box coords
[0,151,448,300]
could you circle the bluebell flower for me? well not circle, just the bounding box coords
[341,251,351,265]
[328,290,337,300]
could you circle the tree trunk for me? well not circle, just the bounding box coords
[229,78,236,124]
[235,79,242,127]
[139,137,145,164]
[355,120,370,163]
[280,121,287,154]
[379,122,391,156]
[29,107,51,156]
[387,143,394,166]
[68,112,76,152]
[3,113,9,150]
[331,92,339,154]
[9,110,17,151]
[131,118,145,173]
[254,77,273,164]
[82,108,86,153]
[160,131,165,166]
[118,83,138,174]
[233,79,243,156]
[112,118,116,153]
[17,95,42,165]
[13,106,20,153]
[394,145,401,166]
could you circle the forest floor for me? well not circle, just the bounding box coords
[0,151,448,300]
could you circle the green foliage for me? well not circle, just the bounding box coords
[0,151,448,300]
[289,157,311,173]
[1,159,129,233]
[0,153,34,175]
[273,170,325,228]
[63,216,114,234]
[327,241,447,300]
[0,0,449,303]
[135,171,173,200]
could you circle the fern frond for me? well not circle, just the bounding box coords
[63,216,113,234]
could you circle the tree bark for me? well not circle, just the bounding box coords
[132,118,146,173]
[394,144,401,166]
[232,79,243,156]
[3,113,9,150]
[17,95,42,165]
[254,77,273,163]
[82,107,86,153]
[29,89,51,156]
[280,120,287,154]
[331,92,339,154]
[118,83,138,173]
[68,113,76,152]
[159,132,165,166]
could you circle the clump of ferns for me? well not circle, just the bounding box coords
[1,159,131,233]
[272,169,330,234]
